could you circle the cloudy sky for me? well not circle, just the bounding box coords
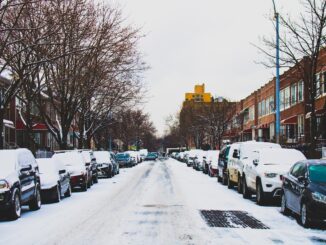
[113,0,301,136]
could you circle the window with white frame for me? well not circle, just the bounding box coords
[284,86,290,109]
[298,115,304,137]
[258,102,262,117]
[298,81,304,101]
[280,89,285,111]
[291,83,297,105]
[261,99,265,116]
[249,106,255,121]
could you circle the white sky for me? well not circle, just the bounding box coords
[111,0,302,136]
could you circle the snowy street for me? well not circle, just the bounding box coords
[1,158,326,245]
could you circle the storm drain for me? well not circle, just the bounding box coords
[200,210,269,229]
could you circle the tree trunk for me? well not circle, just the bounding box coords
[0,109,4,149]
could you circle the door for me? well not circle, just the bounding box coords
[246,151,260,190]
[18,153,35,202]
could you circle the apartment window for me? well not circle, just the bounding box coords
[316,73,321,96]
[298,81,304,101]
[291,83,297,105]
[280,89,285,111]
[249,106,255,121]
[298,115,304,137]
[34,133,40,145]
[261,100,265,116]
[284,86,290,109]
[266,97,270,115]
[258,102,262,117]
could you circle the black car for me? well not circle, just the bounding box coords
[217,145,230,185]
[281,159,326,227]
[0,149,41,220]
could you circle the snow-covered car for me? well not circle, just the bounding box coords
[193,151,205,171]
[52,152,89,191]
[227,141,281,193]
[241,148,306,205]
[145,152,158,161]
[186,149,203,167]
[126,151,140,164]
[206,150,219,177]
[109,151,119,175]
[80,150,98,184]
[93,151,114,178]
[37,158,71,202]
[0,149,41,220]
[139,149,148,161]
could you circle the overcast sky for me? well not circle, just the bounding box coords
[112,0,301,136]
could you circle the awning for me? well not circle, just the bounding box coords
[257,123,269,129]
[239,107,249,114]
[16,121,48,131]
[3,119,15,129]
[281,115,297,124]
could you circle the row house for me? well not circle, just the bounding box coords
[224,49,326,147]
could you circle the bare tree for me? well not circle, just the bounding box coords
[257,0,326,156]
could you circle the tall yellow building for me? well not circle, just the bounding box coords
[185,84,212,102]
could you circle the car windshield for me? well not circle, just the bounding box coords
[116,153,129,159]
[309,164,326,183]
[0,151,16,176]
[52,152,83,166]
[37,159,57,174]
[94,151,110,163]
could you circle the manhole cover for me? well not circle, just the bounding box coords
[200,210,269,229]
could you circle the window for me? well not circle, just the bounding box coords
[280,89,285,111]
[284,86,290,109]
[265,97,270,115]
[290,83,297,105]
[298,115,304,137]
[298,81,304,101]
[249,106,255,121]
[34,133,40,145]
[269,96,274,113]
[261,100,265,116]
[291,162,306,178]
[258,102,262,117]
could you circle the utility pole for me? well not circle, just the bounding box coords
[272,0,280,144]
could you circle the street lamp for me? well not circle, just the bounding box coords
[272,0,280,144]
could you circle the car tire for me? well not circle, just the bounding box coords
[9,189,21,220]
[29,185,41,211]
[280,193,290,216]
[256,181,265,205]
[237,175,242,194]
[242,176,251,199]
[53,184,61,203]
[65,183,72,197]
[300,202,312,228]
[222,173,227,185]
[227,173,233,189]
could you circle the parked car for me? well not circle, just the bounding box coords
[52,152,89,191]
[193,151,205,171]
[241,148,306,205]
[281,160,326,227]
[80,150,98,184]
[145,152,158,161]
[186,150,203,167]
[218,144,235,185]
[116,153,133,167]
[227,141,281,193]
[207,150,219,177]
[109,151,119,175]
[0,149,41,220]
[93,151,113,178]
[37,158,71,202]
[139,149,148,161]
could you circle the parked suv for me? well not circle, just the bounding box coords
[94,151,113,178]
[241,148,306,205]
[0,149,41,220]
[281,160,326,227]
[227,141,281,193]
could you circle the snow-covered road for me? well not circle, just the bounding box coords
[1,158,325,245]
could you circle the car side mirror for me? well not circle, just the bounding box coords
[59,169,66,174]
[253,159,259,166]
[297,176,307,184]
[85,162,90,166]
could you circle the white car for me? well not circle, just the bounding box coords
[228,141,281,193]
[37,158,71,203]
[186,149,203,167]
[242,148,306,205]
